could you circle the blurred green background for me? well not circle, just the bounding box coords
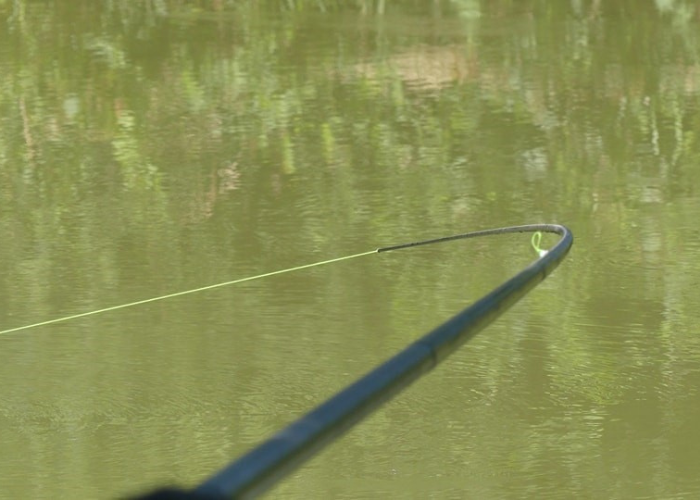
[1,1,699,498]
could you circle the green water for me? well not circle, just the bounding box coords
[1,1,700,498]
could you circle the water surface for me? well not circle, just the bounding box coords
[1,1,700,498]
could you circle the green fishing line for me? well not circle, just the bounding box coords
[531,231,548,257]
[1,225,558,337]
[0,250,377,336]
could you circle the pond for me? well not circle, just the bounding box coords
[1,1,699,498]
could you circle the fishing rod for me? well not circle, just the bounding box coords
[134,223,573,500]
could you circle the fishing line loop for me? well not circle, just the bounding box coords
[531,231,548,257]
